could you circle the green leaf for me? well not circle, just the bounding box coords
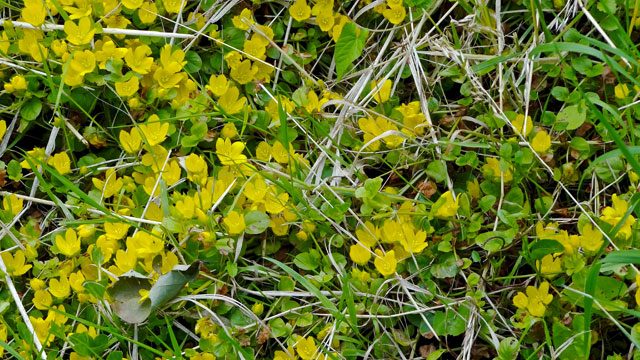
[334,22,369,80]
[427,160,447,183]
[294,251,321,271]
[530,239,564,260]
[107,273,152,324]
[69,333,110,357]
[244,211,270,234]
[601,250,640,264]
[148,261,200,309]
[6,159,22,182]
[184,51,202,73]
[21,98,42,121]
[557,103,586,130]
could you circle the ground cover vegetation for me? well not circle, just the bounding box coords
[0,0,638,358]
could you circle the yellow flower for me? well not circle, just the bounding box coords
[3,194,24,216]
[64,18,95,45]
[371,79,392,103]
[349,243,372,265]
[466,178,481,199]
[31,278,46,290]
[531,130,551,153]
[615,83,631,99]
[296,336,317,360]
[104,222,130,240]
[185,153,208,185]
[512,114,533,136]
[22,0,47,27]
[56,228,81,257]
[70,49,96,77]
[256,141,272,162]
[163,0,184,13]
[110,249,137,275]
[122,0,142,10]
[207,74,229,97]
[221,123,238,139]
[232,8,254,30]
[120,128,143,153]
[243,37,267,61]
[92,168,124,198]
[433,191,459,218]
[218,86,247,114]
[374,249,397,276]
[126,231,164,258]
[140,116,169,146]
[536,254,561,278]
[383,5,406,24]
[138,1,158,24]
[230,60,258,85]
[115,76,140,97]
[125,45,154,75]
[51,39,68,57]
[601,194,636,240]
[48,152,72,175]
[0,322,6,356]
[216,138,247,165]
[358,116,403,149]
[33,289,53,310]
[4,75,28,93]
[482,157,513,182]
[271,141,292,164]
[290,0,311,22]
[316,10,335,32]
[1,250,32,276]
[30,315,53,345]
[398,223,428,253]
[49,275,71,298]
[513,282,553,317]
[580,223,604,252]
[224,211,245,235]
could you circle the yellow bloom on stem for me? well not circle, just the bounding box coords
[218,86,247,114]
[350,243,372,265]
[49,275,71,298]
[296,336,317,360]
[224,210,245,235]
[56,228,81,257]
[371,79,392,103]
[482,157,513,182]
[615,83,631,99]
[290,0,311,22]
[531,130,551,153]
[64,18,95,45]
[3,194,24,216]
[22,0,46,27]
[48,152,71,175]
[185,153,208,185]
[122,0,142,9]
[92,168,124,198]
[4,75,27,93]
[125,45,154,75]
[433,191,459,218]
[399,223,428,253]
[601,194,636,240]
[120,128,142,153]
[374,249,397,276]
[536,254,562,278]
[232,8,254,30]
[1,249,32,276]
[207,74,229,97]
[383,5,406,24]
[70,49,96,76]
[216,138,247,165]
[580,223,604,252]
[513,281,553,317]
[316,10,335,32]
[221,123,238,139]
[138,1,158,24]
[163,0,184,13]
[33,289,53,310]
[139,116,169,146]
[115,76,139,97]
[230,60,258,85]
[512,114,533,136]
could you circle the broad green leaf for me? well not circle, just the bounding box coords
[148,261,200,309]
[334,22,369,80]
[21,98,42,121]
[530,239,564,260]
[244,211,270,234]
[556,103,586,130]
[108,273,152,324]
